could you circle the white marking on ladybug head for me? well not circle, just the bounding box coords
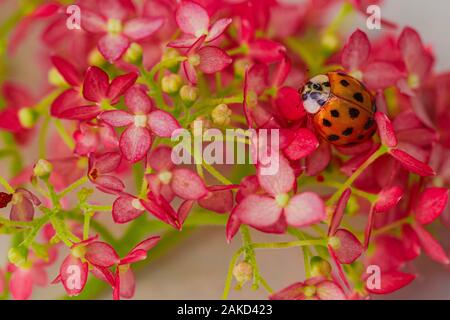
[301,74,331,114]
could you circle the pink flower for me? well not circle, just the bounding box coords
[168,1,232,49]
[270,277,346,300]
[0,188,41,222]
[234,154,326,233]
[180,35,232,85]
[52,65,138,121]
[54,235,119,297]
[375,112,435,176]
[113,236,160,300]
[73,122,118,156]
[88,152,125,195]
[81,0,164,62]
[341,29,402,90]
[98,85,181,163]
[8,261,48,300]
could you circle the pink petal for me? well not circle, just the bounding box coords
[363,62,403,90]
[83,66,110,103]
[284,128,319,161]
[131,236,161,253]
[374,186,404,213]
[168,36,198,49]
[99,0,132,20]
[91,265,115,286]
[342,29,370,71]
[59,255,89,297]
[414,188,449,225]
[257,155,295,197]
[98,34,130,63]
[10,197,35,222]
[332,229,363,264]
[284,192,326,227]
[197,46,232,74]
[51,56,82,86]
[206,18,232,42]
[125,85,153,114]
[148,146,175,172]
[107,72,138,103]
[412,223,450,265]
[120,249,147,265]
[305,142,331,176]
[275,86,306,122]
[81,10,107,33]
[249,39,286,64]
[236,175,260,203]
[175,1,210,36]
[140,195,179,229]
[235,195,283,229]
[93,152,122,173]
[85,242,120,267]
[124,17,164,41]
[9,269,33,300]
[198,189,234,214]
[316,281,346,300]
[246,63,268,95]
[148,110,181,137]
[120,126,153,163]
[171,168,208,200]
[390,149,435,176]
[112,195,144,223]
[226,211,241,242]
[98,110,134,127]
[401,225,422,261]
[365,271,415,294]
[269,282,305,300]
[50,89,86,118]
[375,112,398,148]
[182,60,198,84]
[59,105,102,121]
[118,267,135,299]
[329,188,352,236]
[94,175,125,194]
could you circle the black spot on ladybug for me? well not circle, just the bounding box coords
[364,118,375,130]
[322,119,332,127]
[318,99,326,106]
[323,82,331,87]
[358,135,365,140]
[348,108,360,119]
[312,83,322,91]
[340,79,350,87]
[331,109,340,118]
[342,127,354,136]
[353,92,364,103]
[302,94,308,101]
[328,134,340,142]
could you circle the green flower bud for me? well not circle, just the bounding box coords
[33,159,53,179]
[18,107,37,129]
[8,246,28,267]
[234,58,250,79]
[124,43,143,65]
[179,85,198,104]
[211,104,232,126]
[233,261,253,284]
[161,74,183,94]
[310,256,332,278]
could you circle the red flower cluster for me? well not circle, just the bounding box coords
[0,0,448,300]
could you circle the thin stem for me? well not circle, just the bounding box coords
[372,216,413,237]
[251,239,328,250]
[326,146,388,206]
[202,163,233,185]
[87,205,112,212]
[0,174,14,193]
[54,119,75,151]
[58,176,88,199]
[83,211,93,240]
[222,248,244,300]
[38,115,51,159]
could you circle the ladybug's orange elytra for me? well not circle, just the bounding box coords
[301,72,377,146]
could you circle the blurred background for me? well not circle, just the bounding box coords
[0,0,449,299]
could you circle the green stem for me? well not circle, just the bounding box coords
[38,116,51,159]
[251,239,328,249]
[54,119,75,151]
[372,216,413,237]
[222,248,244,300]
[83,211,93,240]
[87,205,112,212]
[0,174,14,193]
[58,176,88,199]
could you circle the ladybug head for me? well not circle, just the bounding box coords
[300,74,331,115]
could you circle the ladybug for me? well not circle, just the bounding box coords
[300,71,376,146]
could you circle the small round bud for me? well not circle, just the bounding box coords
[179,85,198,103]
[8,246,28,267]
[33,159,53,178]
[18,107,37,129]
[162,49,181,71]
[310,256,332,278]
[328,236,341,250]
[211,104,232,126]
[303,285,316,298]
[233,58,250,79]
[188,54,200,67]
[233,261,253,284]
[161,74,183,94]
[321,33,339,52]
[48,68,67,87]
[124,43,143,65]
[71,245,86,259]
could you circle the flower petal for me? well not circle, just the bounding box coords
[365,270,415,294]
[374,186,404,213]
[51,56,82,86]
[269,282,305,300]
[284,128,319,161]
[412,223,450,265]
[59,255,89,297]
[316,281,346,300]
[175,1,209,35]
[363,62,402,90]
[85,242,120,267]
[257,154,294,197]
[148,146,175,172]
[93,152,122,174]
[275,86,306,122]
[375,112,398,148]
[118,267,135,299]
[342,29,370,71]
[148,110,181,137]
[112,196,144,224]
[414,188,449,225]
[305,142,331,176]
[120,126,152,163]
[198,188,234,214]
[98,34,130,63]
[98,110,134,127]
[107,72,138,103]
[124,17,164,41]
[332,229,363,264]
[124,85,153,114]
[206,18,232,42]
[284,192,326,227]
[171,168,208,200]
[80,10,106,33]
[9,269,34,300]
[329,188,352,236]
[235,195,283,229]
[197,46,232,74]
[249,39,286,64]
[390,149,435,177]
[94,175,125,194]
[83,66,109,103]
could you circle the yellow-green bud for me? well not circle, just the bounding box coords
[179,85,198,103]
[162,49,182,71]
[124,43,143,65]
[310,256,332,278]
[88,49,105,67]
[18,107,37,129]
[8,246,28,267]
[233,261,253,284]
[48,67,67,87]
[328,236,341,250]
[161,74,183,94]
[211,104,232,126]
[33,159,53,178]
[234,58,250,79]
[321,32,339,52]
